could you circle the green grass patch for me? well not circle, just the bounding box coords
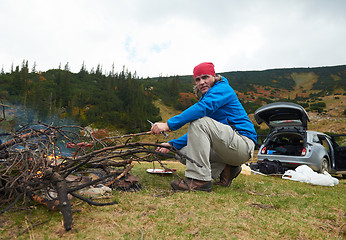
[1,161,345,239]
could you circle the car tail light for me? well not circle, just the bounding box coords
[301,148,306,156]
[261,147,267,154]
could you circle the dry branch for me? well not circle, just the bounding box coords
[0,123,196,231]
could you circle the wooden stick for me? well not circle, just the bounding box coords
[104,161,136,187]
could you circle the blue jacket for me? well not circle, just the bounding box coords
[167,76,257,149]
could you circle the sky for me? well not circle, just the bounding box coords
[0,0,346,78]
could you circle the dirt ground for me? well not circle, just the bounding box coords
[308,94,346,134]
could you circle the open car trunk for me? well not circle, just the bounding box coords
[254,102,309,131]
[261,132,305,156]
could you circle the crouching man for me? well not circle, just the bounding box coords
[151,62,257,192]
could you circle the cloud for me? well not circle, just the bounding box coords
[0,0,345,77]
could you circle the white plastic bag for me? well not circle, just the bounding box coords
[282,165,339,186]
[310,170,339,186]
[282,169,310,183]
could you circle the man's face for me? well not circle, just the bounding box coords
[195,75,215,94]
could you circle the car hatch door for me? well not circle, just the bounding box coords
[254,102,310,131]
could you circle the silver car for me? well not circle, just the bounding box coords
[254,102,346,174]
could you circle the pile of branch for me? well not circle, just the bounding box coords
[0,123,197,231]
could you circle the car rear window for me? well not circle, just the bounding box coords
[270,120,303,126]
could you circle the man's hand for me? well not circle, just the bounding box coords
[155,142,172,154]
[150,122,170,135]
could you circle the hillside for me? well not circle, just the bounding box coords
[140,94,345,150]
[153,65,345,135]
[0,63,345,135]
[222,65,346,94]
[167,65,346,94]
[308,94,346,133]
[250,94,346,134]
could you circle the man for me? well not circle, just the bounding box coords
[151,62,257,192]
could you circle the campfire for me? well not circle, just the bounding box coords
[0,122,197,231]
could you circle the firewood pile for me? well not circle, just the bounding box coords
[0,123,197,231]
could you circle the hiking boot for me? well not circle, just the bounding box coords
[214,165,242,187]
[171,178,212,192]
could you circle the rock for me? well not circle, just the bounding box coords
[78,184,112,196]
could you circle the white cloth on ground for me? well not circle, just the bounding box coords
[282,165,339,186]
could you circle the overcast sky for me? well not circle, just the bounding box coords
[0,0,345,78]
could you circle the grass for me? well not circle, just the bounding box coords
[1,97,345,239]
[0,161,345,240]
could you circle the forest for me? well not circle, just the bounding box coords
[0,61,345,133]
[0,62,163,132]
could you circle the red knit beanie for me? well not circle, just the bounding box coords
[193,62,215,79]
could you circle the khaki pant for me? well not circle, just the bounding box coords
[178,117,255,181]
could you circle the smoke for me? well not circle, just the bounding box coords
[0,103,79,156]
[1,103,77,132]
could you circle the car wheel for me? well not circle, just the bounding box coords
[319,157,329,173]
